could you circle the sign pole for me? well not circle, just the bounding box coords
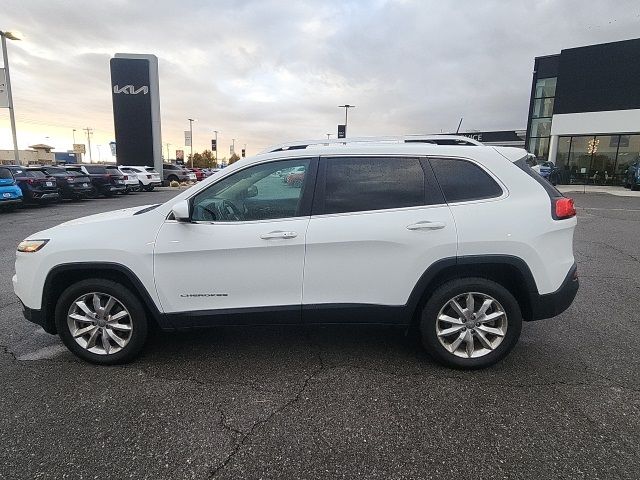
[1,34,20,165]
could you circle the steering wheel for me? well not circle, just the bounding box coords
[220,200,244,221]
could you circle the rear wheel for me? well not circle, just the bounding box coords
[55,279,148,364]
[145,185,154,192]
[420,278,522,369]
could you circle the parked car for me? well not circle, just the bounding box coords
[120,166,162,191]
[38,166,93,200]
[13,136,578,368]
[163,164,194,185]
[5,165,59,204]
[0,166,23,211]
[189,168,204,181]
[106,165,137,194]
[624,161,640,190]
[65,164,127,197]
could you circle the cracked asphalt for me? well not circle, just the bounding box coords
[0,190,639,479]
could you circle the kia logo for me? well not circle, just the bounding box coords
[113,84,149,95]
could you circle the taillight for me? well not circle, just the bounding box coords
[554,197,576,219]
[147,174,152,179]
[27,178,34,184]
[123,175,128,180]
[67,176,75,182]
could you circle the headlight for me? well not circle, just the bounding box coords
[17,239,49,253]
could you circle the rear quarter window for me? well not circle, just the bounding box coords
[0,168,13,179]
[429,157,503,203]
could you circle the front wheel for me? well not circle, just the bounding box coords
[55,279,148,364]
[419,278,522,369]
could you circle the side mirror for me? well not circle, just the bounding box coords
[246,185,258,198]
[171,200,191,222]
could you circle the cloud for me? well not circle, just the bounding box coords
[1,0,639,158]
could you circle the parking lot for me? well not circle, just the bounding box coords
[0,190,639,479]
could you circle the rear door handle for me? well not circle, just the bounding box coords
[406,221,446,231]
[260,231,298,240]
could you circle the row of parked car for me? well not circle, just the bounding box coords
[0,164,163,211]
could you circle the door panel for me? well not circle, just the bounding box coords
[154,218,309,314]
[303,206,456,307]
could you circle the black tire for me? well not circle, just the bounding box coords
[123,188,130,195]
[145,185,154,192]
[632,183,639,191]
[55,279,148,365]
[419,277,522,369]
[168,175,178,184]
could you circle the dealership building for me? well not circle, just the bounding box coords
[525,38,640,185]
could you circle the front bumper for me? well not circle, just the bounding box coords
[528,263,579,321]
[0,198,22,206]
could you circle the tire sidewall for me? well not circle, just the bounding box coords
[55,279,148,365]
[420,278,522,369]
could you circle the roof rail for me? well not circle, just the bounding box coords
[258,134,483,154]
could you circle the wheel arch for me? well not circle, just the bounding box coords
[406,255,539,326]
[41,262,167,334]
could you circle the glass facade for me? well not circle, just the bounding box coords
[554,134,640,185]
[527,77,556,159]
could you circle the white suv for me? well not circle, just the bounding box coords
[12,137,578,368]
[121,165,162,191]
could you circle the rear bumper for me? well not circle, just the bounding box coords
[528,263,579,321]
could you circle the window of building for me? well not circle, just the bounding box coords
[322,157,426,214]
[527,76,557,160]
[430,158,503,202]
[554,134,640,186]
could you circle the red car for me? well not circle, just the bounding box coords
[189,168,204,181]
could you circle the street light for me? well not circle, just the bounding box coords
[338,104,355,137]
[213,130,219,166]
[1,30,23,165]
[187,118,196,167]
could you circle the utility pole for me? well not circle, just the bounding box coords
[213,130,219,166]
[1,30,22,165]
[97,145,102,163]
[188,118,195,168]
[338,104,355,136]
[83,127,93,162]
[232,138,235,155]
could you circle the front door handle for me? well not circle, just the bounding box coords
[406,221,446,231]
[260,230,298,240]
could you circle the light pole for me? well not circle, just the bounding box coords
[83,127,93,162]
[232,138,235,155]
[213,130,219,166]
[72,128,76,144]
[97,145,102,163]
[188,118,195,167]
[165,142,171,161]
[338,104,355,137]
[1,30,23,165]
[326,133,332,139]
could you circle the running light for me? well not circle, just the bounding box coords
[17,239,49,253]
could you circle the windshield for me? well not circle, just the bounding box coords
[27,170,47,178]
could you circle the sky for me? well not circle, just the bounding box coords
[1,0,639,162]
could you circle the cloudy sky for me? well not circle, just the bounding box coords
[1,0,639,161]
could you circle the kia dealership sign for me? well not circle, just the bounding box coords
[110,54,162,173]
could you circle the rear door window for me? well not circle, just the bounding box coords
[317,157,440,214]
[429,157,503,203]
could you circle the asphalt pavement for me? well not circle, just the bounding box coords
[0,189,639,479]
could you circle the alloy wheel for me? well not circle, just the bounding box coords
[435,292,508,359]
[67,292,133,355]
